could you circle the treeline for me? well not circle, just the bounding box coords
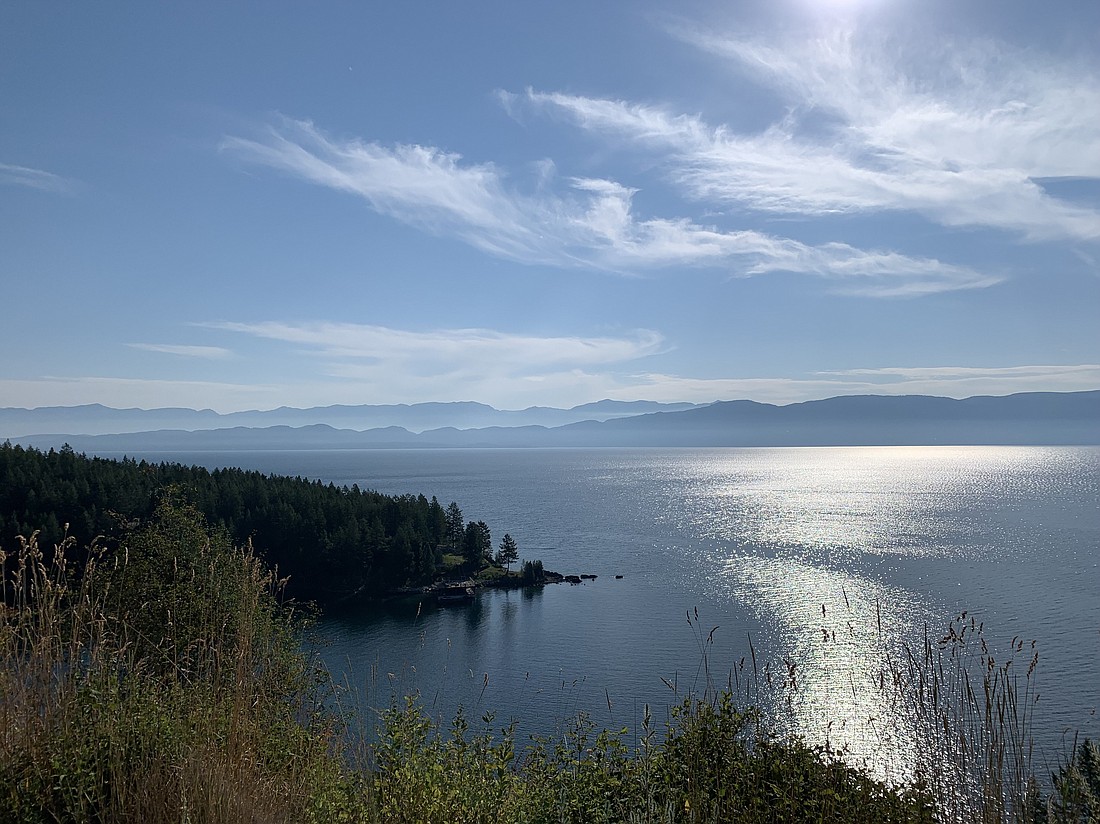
[0,441,480,603]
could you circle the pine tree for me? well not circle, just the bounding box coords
[498,533,519,572]
[444,502,464,550]
[463,520,491,570]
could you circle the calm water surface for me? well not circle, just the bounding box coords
[113,446,1099,780]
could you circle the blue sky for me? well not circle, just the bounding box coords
[2,0,1098,412]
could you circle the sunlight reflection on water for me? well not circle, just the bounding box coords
[717,553,936,783]
[656,446,1099,785]
[665,446,1068,560]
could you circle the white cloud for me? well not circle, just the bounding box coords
[128,343,233,359]
[208,320,667,403]
[0,162,74,194]
[224,123,553,263]
[735,239,999,297]
[522,27,1100,242]
[209,320,663,369]
[223,118,995,295]
[194,321,664,409]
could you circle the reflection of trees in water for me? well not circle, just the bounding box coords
[463,594,486,633]
[500,597,519,625]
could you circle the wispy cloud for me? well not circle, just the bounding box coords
[222,119,994,295]
[520,27,1100,243]
[200,320,667,409]
[729,239,998,297]
[0,162,75,194]
[210,319,664,375]
[128,343,233,359]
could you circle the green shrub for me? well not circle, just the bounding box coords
[1047,738,1100,823]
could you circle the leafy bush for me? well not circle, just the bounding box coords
[359,692,936,824]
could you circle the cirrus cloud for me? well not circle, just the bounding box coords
[128,343,233,359]
[223,118,996,296]
[519,26,1100,243]
[208,319,665,373]
[0,162,75,194]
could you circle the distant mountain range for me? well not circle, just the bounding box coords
[6,391,1098,451]
[0,399,702,438]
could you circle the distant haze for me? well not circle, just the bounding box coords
[7,391,1097,450]
[0,400,702,438]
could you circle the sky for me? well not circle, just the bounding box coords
[2,0,1099,413]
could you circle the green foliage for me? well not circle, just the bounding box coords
[363,692,937,824]
[1047,739,1100,823]
[0,442,460,604]
[521,558,545,585]
[445,501,465,550]
[440,552,467,573]
[498,532,519,572]
[0,505,359,824]
[463,520,492,570]
[473,565,510,584]
[368,698,523,822]
[650,693,935,823]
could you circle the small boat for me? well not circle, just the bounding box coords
[436,584,475,604]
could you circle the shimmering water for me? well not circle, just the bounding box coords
[119,446,1099,779]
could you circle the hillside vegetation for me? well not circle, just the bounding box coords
[0,442,479,604]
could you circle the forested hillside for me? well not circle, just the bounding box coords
[0,441,460,603]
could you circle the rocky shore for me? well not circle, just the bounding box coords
[388,569,609,600]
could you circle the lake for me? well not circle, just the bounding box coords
[107,445,1099,783]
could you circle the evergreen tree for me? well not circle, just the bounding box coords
[0,442,488,604]
[498,533,519,572]
[521,559,544,585]
[444,501,464,550]
[463,520,491,570]
[427,496,447,546]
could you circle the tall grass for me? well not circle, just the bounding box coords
[0,501,355,823]
[879,614,1044,823]
[677,606,1052,823]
